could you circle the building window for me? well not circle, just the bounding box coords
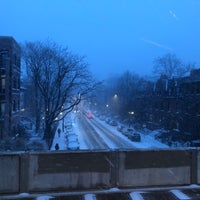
[14,54,17,65]
[18,77,20,89]
[0,77,5,93]
[0,122,4,139]
[13,100,16,112]
[18,99,20,110]
[0,68,5,75]
[0,52,8,68]
[0,102,5,116]
[13,77,17,89]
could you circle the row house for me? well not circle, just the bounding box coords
[148,69,200,141]
[0,36,21,139]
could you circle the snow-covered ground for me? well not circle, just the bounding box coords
[91,116,168,149]
[6,184,200,200]
[50,122,67,151]
[51,112,168,150]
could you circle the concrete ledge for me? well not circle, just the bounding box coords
[0,149,199,194]
[0,153,20,193]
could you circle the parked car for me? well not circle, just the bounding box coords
[66,133,78,141]
[128,132,141,142]
[122,128,141,142]
[191,140,200,147]
[109,120,118,126]
[117,125,125,132]
[67,140,79,150]
[99,115,106,121]
[66,132,79,150]
[106,118,111,124]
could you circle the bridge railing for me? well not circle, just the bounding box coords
[0,149,199,194]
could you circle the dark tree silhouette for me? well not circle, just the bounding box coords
[22,40,96,147]
[153,53,195,78]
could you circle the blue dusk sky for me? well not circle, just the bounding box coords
[0,0,200,79]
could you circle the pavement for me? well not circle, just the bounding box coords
[1,185,200,200]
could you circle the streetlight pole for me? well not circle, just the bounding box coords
[128,111,134,128]
[59,112,65,132]
[112,94,118,115]
[62,118,64,132]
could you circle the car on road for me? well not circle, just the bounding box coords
[122,128,141,142]
[86,113,94,119]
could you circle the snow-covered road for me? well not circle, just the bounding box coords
[78,114,135,149]
[51,112,168,151]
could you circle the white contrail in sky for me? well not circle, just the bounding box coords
[169,10,179,20]
[141,38,173,51]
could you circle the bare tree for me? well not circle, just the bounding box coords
[22,40,96,146]
[153,53,194,78]
[21,42,44,133]
[111,71,144,117]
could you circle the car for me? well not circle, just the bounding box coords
[65,124,73,131]
[117,125,125,132]
[67,140,79,150]
[109,120,118,126]
[86,113,94,119]
[66,133,78,142]
[128,132,141,142]
[122,128,141,142]
[99,115,106,121]
[191,140,200,147]
[106,118,111,124]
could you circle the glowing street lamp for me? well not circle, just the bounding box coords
[113,94,118,99]
[128,111,135,127]
[128,111,134,115]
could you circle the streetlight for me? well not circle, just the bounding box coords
[112,94,119,114]
[113,94,118,99]
[128,111,134,115]
[128,111,134,127]
[60,112,65,132]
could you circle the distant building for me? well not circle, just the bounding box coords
[0,36,21,139]
[147,70,200,141]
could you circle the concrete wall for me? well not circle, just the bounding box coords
[0,149,199,194]
[0,153,19,193]
[26,151,111,192]
[118,150,192,187]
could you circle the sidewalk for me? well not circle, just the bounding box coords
[1,185,200,200]
[50,121,67,151]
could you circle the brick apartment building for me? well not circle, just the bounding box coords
[0,36,21,139]
[125,69,200,144]
[144,70,200,142]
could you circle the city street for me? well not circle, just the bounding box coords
[51,111,168,151]
[77,113,135,150]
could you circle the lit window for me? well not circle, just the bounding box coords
[2,78,5,88]
[0,77,5,92]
